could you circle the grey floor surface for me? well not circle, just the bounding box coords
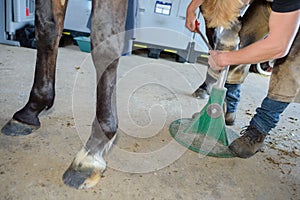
[0,44,299,199]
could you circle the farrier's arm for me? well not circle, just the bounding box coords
[208,9,300,70]
[185,0,205,31]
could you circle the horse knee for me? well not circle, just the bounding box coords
[35,1,66,49]
[214,22,242,50]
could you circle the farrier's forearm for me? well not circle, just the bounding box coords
[217,40,283,66]
[216,10,300,67]
[187,0,205,12]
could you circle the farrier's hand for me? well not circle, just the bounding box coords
[185,0,205,31]
[208,50,227,71]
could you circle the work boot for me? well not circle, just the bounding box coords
[225,112,236,126]
[192,83,209,99]
[229,126,266,158]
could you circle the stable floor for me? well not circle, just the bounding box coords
[0,44,299,199]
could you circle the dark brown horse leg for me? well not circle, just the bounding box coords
[192,19,242,99]
[62,0,128,189]
[239,0,270,49]
[1,0,68,136]
[192,8,215,99]
[223,0,270,82]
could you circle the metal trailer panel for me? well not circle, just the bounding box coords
[64,0,91,34]
[0,0,34,46]
[135,0,208,63]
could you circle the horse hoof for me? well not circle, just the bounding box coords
[62,148,105,189]
[62,165,101,189]
[1,119,40,136]
[192,112,200,119]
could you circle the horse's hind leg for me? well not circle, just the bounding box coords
[239,0,270,49]
[62,0,128,189]
[1,0,68,136]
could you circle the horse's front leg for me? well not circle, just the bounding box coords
[1,0,68,136]
[62,0,128,189]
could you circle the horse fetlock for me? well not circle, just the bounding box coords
[13,105,41,127]
[103,128,117,140]
[31,86,55,109]
[73,148,107,171]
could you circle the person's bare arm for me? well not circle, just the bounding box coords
[185,0,205,32]
[208,10,300,70]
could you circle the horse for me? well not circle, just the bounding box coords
[2,0,127,189]
[1,0,298,189]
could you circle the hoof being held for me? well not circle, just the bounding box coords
[192,87,209,99]
[62,148,106,189]
[1,119,40,136]
[192,112,200,119]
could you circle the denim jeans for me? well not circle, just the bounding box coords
[250,97,289,135]
[225,83,241,113]
[225,84,289,134]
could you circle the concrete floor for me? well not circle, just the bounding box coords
[0,44,299,199]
